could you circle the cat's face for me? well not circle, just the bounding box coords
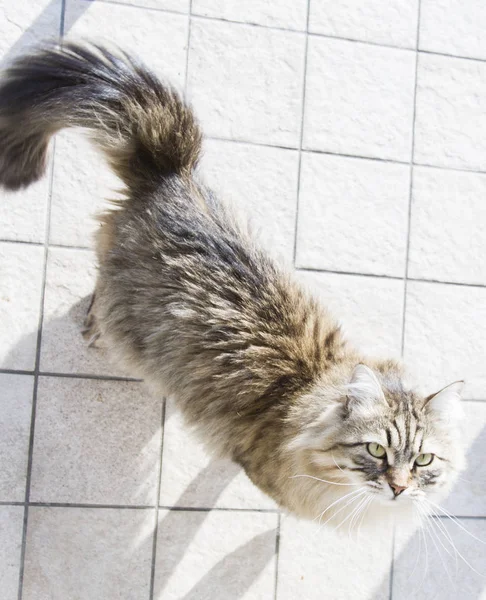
[290,365,465,522]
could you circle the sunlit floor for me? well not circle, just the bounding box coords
[1,1,485,599]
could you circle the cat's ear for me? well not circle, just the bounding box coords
[425,380,464,423]
[345,364,388,417]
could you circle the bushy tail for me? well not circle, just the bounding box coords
[0,42,202,191]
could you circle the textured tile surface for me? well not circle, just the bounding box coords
[409,166,486,285]
[415,53,486,171]
[64,0,188,87]
[309,0,419,48]
[0,0,62,67]
[193,0,308,30]
[0,175,50,244]
[154,510,278,599]
[22,507,154,600]
[298,270,404,357]
[277,516,393,600]
[0,243,44,370]
[303,37,416,161]
[393,517,486,600]
[49,132,122,249]
[443,401,486,517]
[199,138,299,263]
[2,2,486,599]
[0,506,24,600]
[420,0,486,60]
[0,374,33,502]
[40,247,127,376]
[188,19,305,146]
[159,401,276,509]
[30,377,162,505]
[295,152,410,276]
[101,0,189,12]
[404,281,486,399]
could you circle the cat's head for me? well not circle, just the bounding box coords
[288,364,465,523]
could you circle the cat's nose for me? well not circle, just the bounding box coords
[389,483,407,497]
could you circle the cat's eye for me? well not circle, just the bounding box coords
[415,453,434,467]
[367,443,386,459]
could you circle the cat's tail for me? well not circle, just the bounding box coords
[0,42,202,191]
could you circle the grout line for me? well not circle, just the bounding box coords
[419,47,486,65]
[16,143,57,600]
[273,512,282,600]
[292,0,311,266]
[296,266,403,280]
[17,7,66,596]
[149,398,166,600]
[389,525,396,600]
[80,0,188,17]
[183,0,193,101]
[38,371,142,382]
[28,502,154,510]
[400,0,422,357]
[0,499,480,519]
[0,239,44,247]
[394,12,422,599]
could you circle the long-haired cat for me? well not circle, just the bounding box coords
[0,42,465,527]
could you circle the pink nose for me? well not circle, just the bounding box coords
[390,483,407,497]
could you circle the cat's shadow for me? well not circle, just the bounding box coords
[2,297,485,600]
[2,297,278,599]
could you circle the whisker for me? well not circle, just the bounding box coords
[331,451,346,474]
[313,487,365,524]
[416,504,455,588]
[422,500,486,579]
[290,474,360,486]
[426,500,486,546]
[331,494,369,534]
[318,490,367,531]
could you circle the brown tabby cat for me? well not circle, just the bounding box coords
[0,43,465,525]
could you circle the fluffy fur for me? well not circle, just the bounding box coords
[0,43,466,525]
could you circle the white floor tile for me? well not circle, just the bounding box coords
[154,510,278,599]
[193,0,308,30]
[420,0,486,61]
[102,0,189,12]
[30,377,162,505]
[199,139,299,264]
[159,400,277,510]
[393,517,486,599]
[49,132,122,249]
[309,0,419,49]
[277,515,393,600]
[404,281,486,400]
[0,174,50,244]
[40,247,126,376]
[415,52,486,171]
[0,506,24,600]
[0,0,62,67]
[64,0,188,88]
[297,270,404,358]
[22,507,154,600]
[295,152,410,276]
[187,19,306,147]
[0,374,33,502]
[409,166,486,286]
[0,243,44,370]
[443,401,486,518]
[303,37,416,161]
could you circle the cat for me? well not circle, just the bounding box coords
[0,42,465,527]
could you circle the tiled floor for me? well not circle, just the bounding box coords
[0,1,485,599]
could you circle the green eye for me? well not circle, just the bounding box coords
[415,453,434,467]
[367,443,386,459]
